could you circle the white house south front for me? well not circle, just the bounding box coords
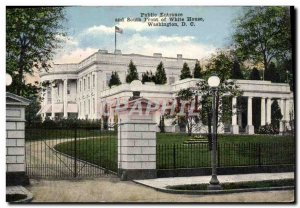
[38,50,198,120]
[38,50,294,135]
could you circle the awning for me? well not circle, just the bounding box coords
[37,104,52,115]
[52,104,63,113]
[67,103,78,113]
[37,103,78,115]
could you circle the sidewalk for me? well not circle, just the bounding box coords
[134,172,294,190]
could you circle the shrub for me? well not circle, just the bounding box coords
[257,124,279,134]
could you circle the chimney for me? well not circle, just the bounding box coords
[153,53,162,58]
[98,49,108,54]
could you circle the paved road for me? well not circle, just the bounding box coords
[27,178,294,203]
[25,138,115,178]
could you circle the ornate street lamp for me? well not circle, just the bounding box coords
[6,73,12,86]
[207,75,222,190]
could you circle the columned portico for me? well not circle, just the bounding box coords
[246,96,254,134]
[231,96,239,134]
[63,79,68,118]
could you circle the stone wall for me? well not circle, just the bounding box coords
[118,114,157,180]
[6,93,30,186]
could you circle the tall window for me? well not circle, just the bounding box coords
[47,87,51,104]
[88,99,90,114]
[67,83,70,94]
[93,74,95,88]
[84,79,86,91]
[169,76,175,84]
[80,80,82,92]
[93,98,95,114]
[88,76,90,90]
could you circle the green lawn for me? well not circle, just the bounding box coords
[166,179,295,190]
[53,132,294,172]
[157,133,294,144]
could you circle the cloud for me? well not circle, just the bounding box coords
[85,25,115,35]
[83,18,162,36]
[121,34,216,60]
[157,35,195,43]
[53,33,217,64]
[117,20,156,32]
[56,34,79,47]
[54,47,98,64]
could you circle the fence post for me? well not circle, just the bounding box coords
[74,124,77,178]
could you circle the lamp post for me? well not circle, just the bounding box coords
[207,75,222,190]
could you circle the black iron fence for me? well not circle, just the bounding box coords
[25,120,118,179]
[157,142,295,170]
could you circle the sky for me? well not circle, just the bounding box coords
[53,6,244,63]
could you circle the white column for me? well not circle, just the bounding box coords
[266,98,272,124]
[285,99,291,130]
[63,79,68,118]
[285,99,290,121]
[247,97,253,126]
[261,97,266,126]
[246,96,254,134]
[94,72,98,119]
[279,99,285,134]
[51,82,55,119]
[231,96,239,134]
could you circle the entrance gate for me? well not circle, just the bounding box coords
[25,120,118,179]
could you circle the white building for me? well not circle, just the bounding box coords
[38,50,294,134]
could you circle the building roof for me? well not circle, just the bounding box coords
[6,92,31,106]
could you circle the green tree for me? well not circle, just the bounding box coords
[108,71,121,88]
[271,99,283,129]
[126,60,139,83]
[249,67,261,80]
[142,71,155,83]
[231,60,244,79]
[193,61,202,78]
[171,51,242,137]
[203,51,233,82]
[6,7,66,96]
[175,89,201,136]
[233,7,292,78]
[180,62,192,80]
[265,62,281,82]
[277,58,293,90]
[154,61,167,84]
